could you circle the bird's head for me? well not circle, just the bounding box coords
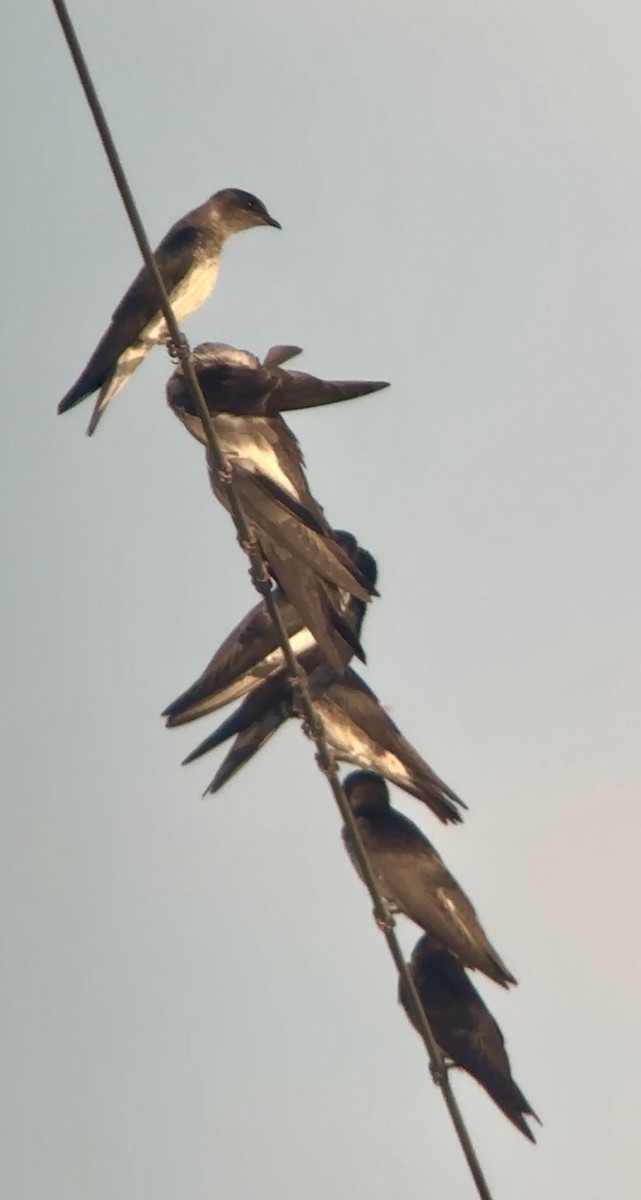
[342,771,391,816]
[210,188,281,235]
[408,933,440,971]
[408,934,468,989]
[190,341,261,371]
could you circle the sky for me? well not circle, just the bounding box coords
[2,1,641,1196]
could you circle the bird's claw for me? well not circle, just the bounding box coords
[243,548,271,596]
[162,331,189,362]
[217,460,233,486]
[374,900,396,934]
[250,572,271,597]
[238,529,258,557]
[429,1059,448,1087]
[314,747,336,776]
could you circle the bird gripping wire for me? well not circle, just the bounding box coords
[50,4,495,1196]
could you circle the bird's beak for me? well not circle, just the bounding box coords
[264,213,282,229]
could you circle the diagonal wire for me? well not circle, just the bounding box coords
[49,3,494,1196]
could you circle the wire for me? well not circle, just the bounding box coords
[50,4,495,1196]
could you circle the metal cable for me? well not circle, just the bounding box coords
[50,3,495,1195]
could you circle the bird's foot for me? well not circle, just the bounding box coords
[237,528,258,556]
[162,331,189,362]
[242,545,271,596]
[374,898,396,934]
[291,695,308,724]
[429,1058,450,1087]
[217,460,234,486]
[314,746,337,775]
[299,715,315,739]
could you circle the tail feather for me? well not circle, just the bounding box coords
[480,1072,540,1142]
[205,708,286,794]
[58,368,109,414]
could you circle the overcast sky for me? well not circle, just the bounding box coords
[2,2,641,1197]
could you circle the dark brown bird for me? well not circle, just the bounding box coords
[400,934,539,1140]
[165,340,389,443]
[166,344,383,673]
[184,665,464,825]
[58,189,280,434]
[163,532,376,725]
[341,772,514,984]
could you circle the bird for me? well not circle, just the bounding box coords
[166,343,384,673]
[341,771,515,985]
[400,933,539,1140]
[183,664,464,826]
[57,189,281,435]
[163,531,377,725]
[175,550,378,795]
[165,339,389,443]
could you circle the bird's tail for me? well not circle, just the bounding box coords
[479,1070,541,1142]
[85,348,144,435]
[182,675,290,766]
[204,708,286,794]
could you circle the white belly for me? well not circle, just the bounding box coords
[177,627,317,721]
[140,259,218,347]
[215,417,299,500]
[316,702,411,783]
[252,625,317,673]
[170,258,219,322]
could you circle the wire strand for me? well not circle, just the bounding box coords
[50,4,494,1195]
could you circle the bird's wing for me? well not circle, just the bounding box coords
[58,224,203,414]
[110,222,202,331]
[262,345,303,368]
[182,674,292,765]
[260,555,365,673]
[230,468,371,598]
[185,361,281,417]
[205,704,289,794]
[326,670,463,808]
[264,371,389,414]
[162,594,302,725]
[450,1014,539,1140]
[432,885,517,986]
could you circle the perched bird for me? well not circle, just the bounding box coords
[183,664,464,825]
[400,934,539,1140]
[166,340,389,443]
[163,532,377,725]
[58,189,280,435]
[166,343,384,673]
[341,772,514,984]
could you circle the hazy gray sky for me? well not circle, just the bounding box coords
[2,2,641,1197]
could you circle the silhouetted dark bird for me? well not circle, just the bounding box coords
[341,772,514,984]
[167,344,383,673]
[58,190,280,434]
[183,665,464,825]
[400,934,539,1140]
[163,532,376,725]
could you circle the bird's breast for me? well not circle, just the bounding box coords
[169,257,219,323]
[215,626,318,709]
[214,417,300,500]
[315,703,375,762]
[319,703,410,780]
